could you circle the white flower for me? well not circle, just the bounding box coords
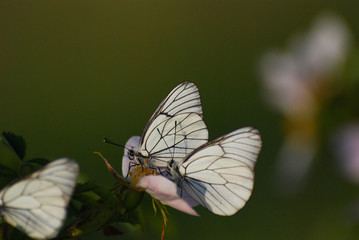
[334,123,359,183]
[122,136,199,216]
[260,13,351,116]
[259,12,351,195]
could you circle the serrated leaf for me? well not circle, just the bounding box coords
[1,132,26,161]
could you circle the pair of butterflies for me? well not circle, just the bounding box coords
[0,158,79,239]
[0,82,260,239]
[124,82,262,216]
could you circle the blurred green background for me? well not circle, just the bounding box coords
[1,1,359,239]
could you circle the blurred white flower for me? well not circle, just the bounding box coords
[260,52,317,117]
[293,14,350,78]
[260,13,351,117]
[259,12,351,195]
[275,133,317,195]
[334,123,359,183]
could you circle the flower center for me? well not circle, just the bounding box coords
[129,161,158,184]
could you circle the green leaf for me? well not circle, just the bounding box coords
[0,164,19,189]
[103,225,124,237]
[109,222,143,238]
[75,181,104,193]
[123,188,144,212]
[92,185,119,207]
[1,223,32,240]
[24,158,50,166]
[1,131,26,161]
[74,209,120,237]
[73,193,103,209]
[74,181,119,207]
[19,158,49,176]
[73,181,120,211]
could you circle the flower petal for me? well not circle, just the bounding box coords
[138,175,199,216]
[334,123,359,183]
[122,136,141,179]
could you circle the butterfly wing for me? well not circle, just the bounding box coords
[0,158,79,239]
[139,82,208,167]
[145,81,204,120]
[178,127,261,216]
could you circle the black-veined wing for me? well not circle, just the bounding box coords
[176,127,261,216]
[0,158,79,239]
[137,82,208,168]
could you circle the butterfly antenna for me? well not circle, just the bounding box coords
[103,137,130,151]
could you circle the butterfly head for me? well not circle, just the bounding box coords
[128,149,135,160]
[127,148,143,166]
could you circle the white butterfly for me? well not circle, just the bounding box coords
[168,127,262,216]
[128,82,209,169]
[0,158,79,239]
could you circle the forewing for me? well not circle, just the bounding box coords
[139,82,208,167]
[141,113,208,167]
[179,127,261,216]
[0,158,79,239]
[145,81,203,122]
